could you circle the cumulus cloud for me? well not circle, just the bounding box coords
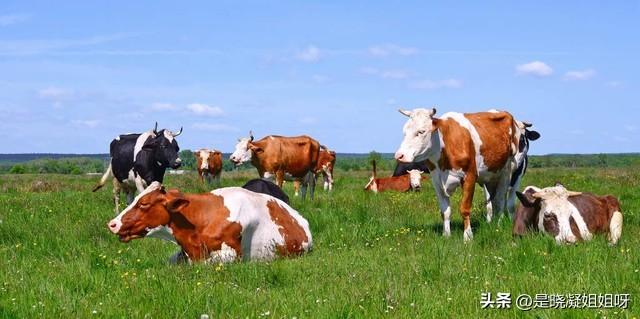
[409,79,463,90]
[368,44,417,57]
[360,67,411,80]
[186,103,223,116]
[516,61,553,77]
[192,123,237,132]
[564,69,595,81]
[0,14,30,26]
[295,45,321,62]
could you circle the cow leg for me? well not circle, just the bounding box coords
[168,249,190,265]
[293,181,300,197]
[491,173,511,221]
[431,176,452,237]
[299,178,308,200]
[460,174,477,242]
[112,178,121,214]
[506,177,522,219]
[214,173,221,187]
[306,170,316,200]
[483,184,496,223]
[126,189,135,205]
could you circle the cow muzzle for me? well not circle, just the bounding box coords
[171,158,182,169]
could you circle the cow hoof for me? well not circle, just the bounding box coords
[463,228,474,242]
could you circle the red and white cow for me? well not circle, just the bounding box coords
[514,184,623,245]
[195,149,222,185]
[107,182,313,263]
[394,108,519,241]
[294,147,337,195]
[364,160,425,193]
[229,132,320,200]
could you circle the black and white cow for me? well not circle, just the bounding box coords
[242,179,290,204]
[92,123,183,213]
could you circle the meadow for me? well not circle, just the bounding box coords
[0,167,638,318]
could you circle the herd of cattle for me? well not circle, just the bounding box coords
[93,108,624,264]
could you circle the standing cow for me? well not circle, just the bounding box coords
[514,184,623,245]
[394,108,519,241]
[229,132,320,200]
[92,123,183,213]
[293,146,336,195]
[195,149,222,186]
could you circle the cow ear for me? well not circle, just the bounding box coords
[166,198,190,213]
[431,118,440,129]
[526,130,541,141]
[516,191,537,207]
[249,144,263,153]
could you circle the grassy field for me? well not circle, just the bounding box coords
[0,168,638,318]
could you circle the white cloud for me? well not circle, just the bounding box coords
[295,45,321,62]
[192,123,237,132]
[72,119,100,128]
[409,79,463,90]
[150,102,177,111]
[368,44,417,57]
[186,103,223,116]
[564,69,595,81]
[0,14,30,26]
[360,67,411,80]
[516,61,553,77]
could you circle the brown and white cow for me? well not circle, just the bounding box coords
[293,147,337,195]
[229,132,320,200]
[364,160,425,193]
[394,108,519,241]
[514,184,623,245]
[195,149,222,185]
[107,182,313,263]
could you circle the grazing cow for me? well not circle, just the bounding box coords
[293,147,337,195]
[484,120,541,220]
[242,179,290,204]
[394,108,519,241]
[514,184,623,245]
[364,160,424,193]
[195,149,222,186]
[392,160,430,177]
[107,182,312,263]
[229,132,320,200]
[92,123,183,213]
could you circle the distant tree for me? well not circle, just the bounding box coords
[9,164,25,174]
[598,153,608,167]
[179,150,196,170]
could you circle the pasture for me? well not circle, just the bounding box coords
[0,167,638,318]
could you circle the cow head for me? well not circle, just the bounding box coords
[145,126,183,169]
[514,184,582,244]
[197,149,211,170]
[107,182,189,242]
[407,169,424,190]
[230,131,255,166]
[394,108,440,163]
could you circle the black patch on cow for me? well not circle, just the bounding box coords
[242,179,290,204]
[392,160,430,177]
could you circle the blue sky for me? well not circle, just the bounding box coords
[0,1,638,154]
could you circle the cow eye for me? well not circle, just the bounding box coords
[416,130,426,136]
[139,203,150,209]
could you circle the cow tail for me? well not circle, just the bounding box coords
[371,160,377,179]
[92,162,113,192]
[609,211,623,245]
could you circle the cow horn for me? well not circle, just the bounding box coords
[522,121,533,128]
[566,191,582,196]
[172,127,183,137]
[249,130,254,142]
[398,109,412,117]
[154,122,158,133]
[531,192,544,199]
[429,107,437,117]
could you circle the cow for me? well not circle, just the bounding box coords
[107,182,313,263]
[92,123,183,213]
[514,184,623,245]
[229,132,320,200]
[293,147,337,195]
[483,120,541,220]
[392,160,430,177]
[394,107,519,241]
[242,179,290,204]
[364,160,424,193]
[195,149,222,186]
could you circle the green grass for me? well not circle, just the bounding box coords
[0,168,638,318]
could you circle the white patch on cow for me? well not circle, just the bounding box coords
[263,171,275,181]
[198,150,210,170]
[533,185,587,244]
[463,226,473,242]
[211,187,312,261]
[407,169,423,189]
[133,131,155,162]
[163,130,174,142]
[568,203,592,241]
[229,137,253,164]
[145,225,177,243]
[441,112,488,178]
[108,181,162,234]
[609,211,623,245]
[208,243,238,263]
[364,176,378,193]
[115,136,120,141]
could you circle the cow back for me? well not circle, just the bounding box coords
[252,135,320,178]
[242,179,290,204]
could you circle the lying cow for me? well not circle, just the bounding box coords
[107,182,312,263]
[242,179,290,204]
[364,160,424,193]
[514,184,623,245]
[195,149,222,186]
